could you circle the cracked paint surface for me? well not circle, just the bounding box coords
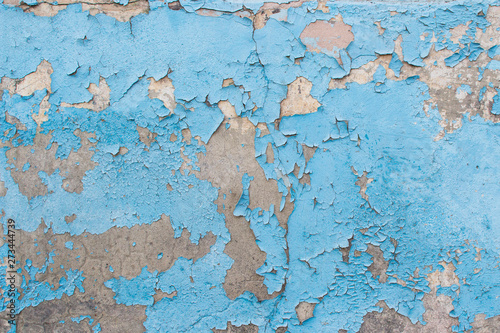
[0,0,499,332]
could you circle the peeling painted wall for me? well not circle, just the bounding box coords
[0,0,499,331]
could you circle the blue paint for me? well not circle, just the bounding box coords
[0,1,499,332]
[491,89,500,115]
[233,173,253,217]
[19,268,85,310]
[104,267,158,306]
[486,59,500,70]
[456,84,472,95]
[389,53,403,77]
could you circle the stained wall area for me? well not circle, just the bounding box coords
[0,0,499,331]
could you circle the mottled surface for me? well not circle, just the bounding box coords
[0,0,499,332]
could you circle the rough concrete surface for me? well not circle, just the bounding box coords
[0,0,499,332]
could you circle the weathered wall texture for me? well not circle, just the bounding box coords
[0,0,499,332]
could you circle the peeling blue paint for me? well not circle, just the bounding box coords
[1,0,499,332]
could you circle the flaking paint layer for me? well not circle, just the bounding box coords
[0,0,499,332]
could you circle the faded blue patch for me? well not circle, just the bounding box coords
[456,84,472,95]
